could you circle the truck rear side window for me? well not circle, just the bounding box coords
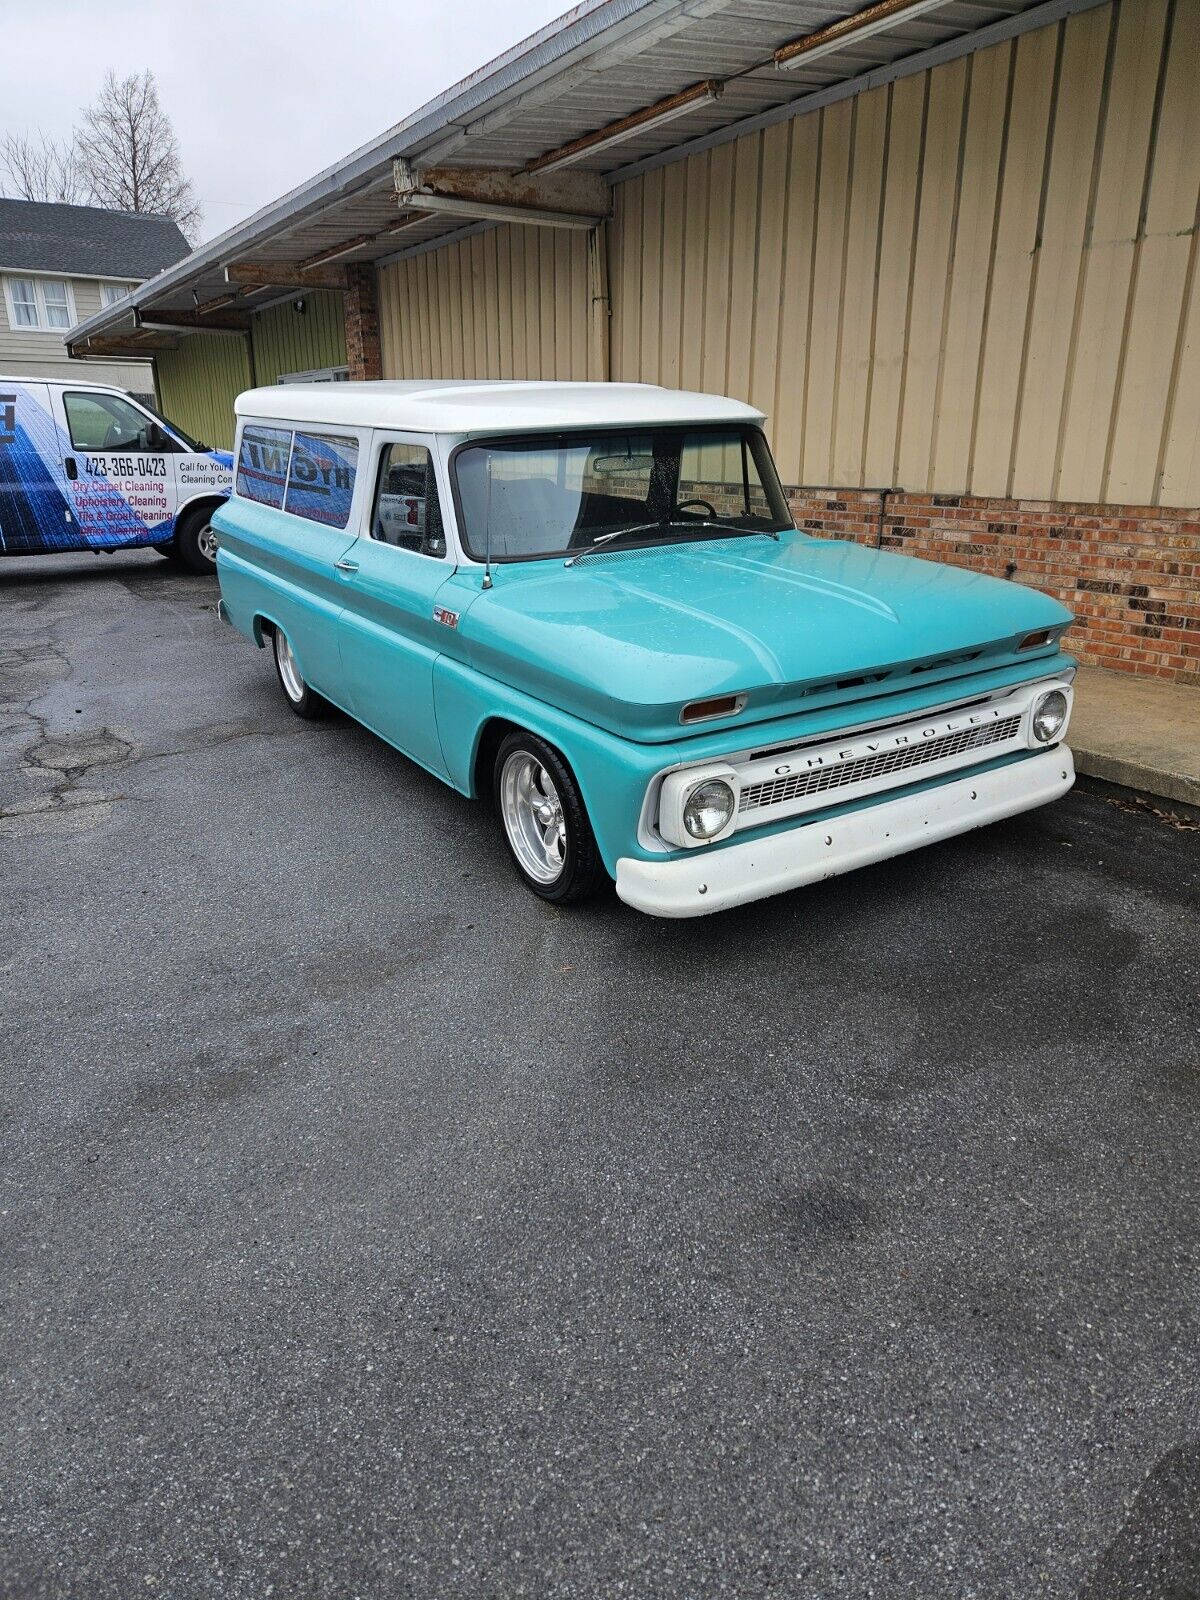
[283,432,358,530]
[237,425,292,508]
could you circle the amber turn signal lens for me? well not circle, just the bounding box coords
[681,694,743,724]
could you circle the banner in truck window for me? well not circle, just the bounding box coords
[283,432,358,529]
[236,425,292,509]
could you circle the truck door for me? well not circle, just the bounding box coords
[0,382,80,553]
[333,435,451,778]
[54,387,177,550]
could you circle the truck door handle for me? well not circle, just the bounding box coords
[64,456,78,480]
[334,557,359,574]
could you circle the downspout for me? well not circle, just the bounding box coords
[245,322,258,389]
[588,220,611,382]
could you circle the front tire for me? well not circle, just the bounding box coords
[270,625,328,720]
[494,732,606,905]
[172,505,219,573]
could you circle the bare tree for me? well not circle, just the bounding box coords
[0,130,84,204]
[74,70,202,240]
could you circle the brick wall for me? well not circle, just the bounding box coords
[344,265,382,382]
[784,490,1200,685]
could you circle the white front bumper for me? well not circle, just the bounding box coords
[616,748,1074,918]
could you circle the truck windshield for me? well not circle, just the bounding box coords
[452,425,792,563]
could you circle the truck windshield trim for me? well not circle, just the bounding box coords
[449,424,793,565]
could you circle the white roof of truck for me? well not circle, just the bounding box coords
[233,380,765,434]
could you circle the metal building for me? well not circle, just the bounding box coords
[68,0,1199,680]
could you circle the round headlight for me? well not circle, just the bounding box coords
[683,778,736,840]
[1032,689,1068,744]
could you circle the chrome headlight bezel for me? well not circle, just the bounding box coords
[683,778,737,840]
[1029,685,1072,746]
[658,765,740,849]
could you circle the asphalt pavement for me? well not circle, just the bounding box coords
[2,549,1198,1599]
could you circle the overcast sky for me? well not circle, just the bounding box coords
[1,0,565,243]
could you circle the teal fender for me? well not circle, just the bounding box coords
[432,653,680,876]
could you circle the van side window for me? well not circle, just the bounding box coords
[64,392,155,453]
[283,432,358,529]
[371,443,445,557]
[236,425,292,508]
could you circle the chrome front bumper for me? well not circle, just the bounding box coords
[616,748,1074,918]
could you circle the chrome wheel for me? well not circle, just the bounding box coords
[274,629,305,704]
[197,522,218,564]
[500,751,567,885]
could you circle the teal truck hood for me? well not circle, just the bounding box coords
[451,534,1072,742]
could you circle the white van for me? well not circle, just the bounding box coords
[0,377,233,572]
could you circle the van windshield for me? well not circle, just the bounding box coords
[452,425,792,563]
[141,399,202,452]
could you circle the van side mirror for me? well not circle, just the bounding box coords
[146,421,168,450]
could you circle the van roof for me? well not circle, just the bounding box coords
[233,380,766,435]
[0,375,132,395]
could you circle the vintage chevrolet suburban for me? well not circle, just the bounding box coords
[211,381,1075,917]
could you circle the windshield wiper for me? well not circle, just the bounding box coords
[564,518,781,567]
[563,521,662,566]
[673,519,782,542]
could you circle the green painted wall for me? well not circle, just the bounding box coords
[156,334,252,451]
[251,290,346,383]
[152,290,347,450]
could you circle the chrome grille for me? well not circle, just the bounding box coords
[738,713,1023,813]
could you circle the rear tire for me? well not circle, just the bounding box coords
[270,625,328,720]
[493,731,606,905]
[153,540,182,563]
[172,505,219,573]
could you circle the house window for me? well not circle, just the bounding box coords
[7,279,39,327]
[100,283,129,308]
[4,275,77,331]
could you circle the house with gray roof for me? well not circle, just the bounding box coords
[0,198,188,399]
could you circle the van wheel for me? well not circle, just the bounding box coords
[153,540,181,562]
[494,732,606,905]
[172,506,218,573]
[270,626,328,720]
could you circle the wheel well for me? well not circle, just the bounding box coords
[473,717,521,804]
[472,718,589,812]
[252,615,276,649]
[177,495,225,532]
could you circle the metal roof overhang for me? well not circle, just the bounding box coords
[67,0,1105,360]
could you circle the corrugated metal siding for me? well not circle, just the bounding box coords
[251,289,346,381]
[608,0,1200,507]
[378,223,597,381]
[149,291,347,449]
[155,334,252,450]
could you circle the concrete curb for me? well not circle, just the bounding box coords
[1073,748,1200,810]
[1069,666,1200,814]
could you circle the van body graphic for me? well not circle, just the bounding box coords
[0,378,232,563]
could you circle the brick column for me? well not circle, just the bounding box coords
[344,264,381,381]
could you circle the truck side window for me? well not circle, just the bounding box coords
[236,425,293,509]
[371,443,445,557]
[64,392,155,453]
[283,432,358,529]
